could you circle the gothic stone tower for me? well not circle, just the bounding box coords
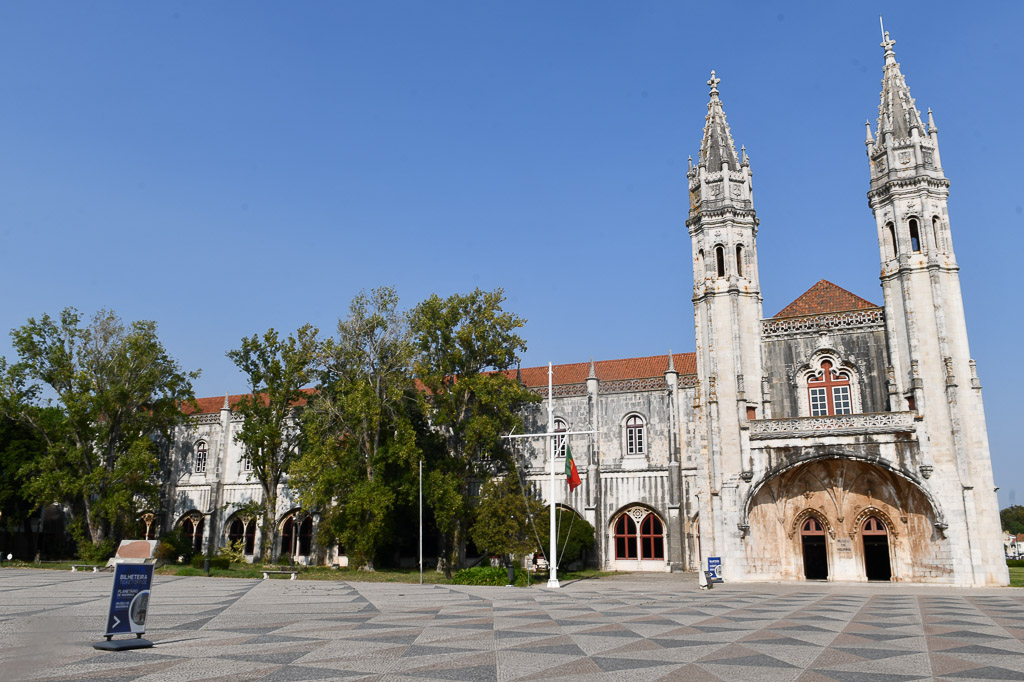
[866,31,1006,585]
[687,72,764,577]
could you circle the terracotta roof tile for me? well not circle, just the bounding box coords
[188,354,697,411]
[513,353,696,388]
[184,388,315,415]
[773,279,879,318]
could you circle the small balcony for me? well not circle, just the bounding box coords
[749,412,917,440]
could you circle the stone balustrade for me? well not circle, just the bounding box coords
[749,411,916,440]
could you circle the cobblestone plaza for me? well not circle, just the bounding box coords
[3,569,1024,680]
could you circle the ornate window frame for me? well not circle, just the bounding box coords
[553,418,567,459]
[612,506,666,561]
[794,351,863,417]
[789,508,836,540]
[622,413,647,456]
[194,440,208,474]
[850,506,900,540]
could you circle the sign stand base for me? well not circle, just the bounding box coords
[93,637,153,651]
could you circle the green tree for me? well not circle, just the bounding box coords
[1001,505,1024,536]
[291,288,420,570]
[410,288,537,577]
[538,507,596,566]
[0,412,50,555]
[0,309,197,549]
[470,471,545,570]
[228,325,319,563]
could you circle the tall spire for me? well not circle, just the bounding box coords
[875,29,924,140]
[700,70,740,171]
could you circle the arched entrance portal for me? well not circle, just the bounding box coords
[862,516,892,581]
[745,457,946,581]
[801,518,828,580]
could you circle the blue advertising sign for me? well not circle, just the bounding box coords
[105,563,154,637]
[707,556,723,583]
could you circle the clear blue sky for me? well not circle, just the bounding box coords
[1,4,1021,505]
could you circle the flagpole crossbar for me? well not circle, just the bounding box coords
[503,430,595,440]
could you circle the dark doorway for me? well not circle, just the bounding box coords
[801,518,829,580]
[862,516,892,581]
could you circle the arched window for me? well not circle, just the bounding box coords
[553,418,567,458]
[614,508,664,561]
[614,514,637,559]
[715,246,725,278]
[931,216,942,252]
[909,218,921,252]
[885,222,898,260]
[807,359,852,416]
[640,514,664,559]
[626,415,645,455]
[194,441,208,474]
[735,245,744,278]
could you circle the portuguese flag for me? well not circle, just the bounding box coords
[565,444,582,492]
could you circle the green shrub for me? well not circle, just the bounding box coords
[1007,559,1024,568]
[451,565,527,587]
[154,528,194,563]
[218,539,247,564]
[77,537,117,564]
[190,555,230,570]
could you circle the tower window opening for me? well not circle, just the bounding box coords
[715,246,725,278]
[932,216,942,252]
[885,222,898,260]
[909,218,921,252]
[735,245,744,278]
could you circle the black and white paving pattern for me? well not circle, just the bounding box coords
[2,569,1024,681]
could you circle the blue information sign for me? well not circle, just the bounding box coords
[707,556,723,583]
[105,563,154,637]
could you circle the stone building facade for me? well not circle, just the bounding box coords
[162,32,1006,585]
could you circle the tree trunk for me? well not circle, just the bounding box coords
[261,492,277,564]
[83,496,105,545]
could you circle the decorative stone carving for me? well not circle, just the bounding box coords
[919,465,933,479]
[761,308,885,338]
[749,411,916,439]
[530,383,588,398]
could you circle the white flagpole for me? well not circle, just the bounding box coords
[547,362,559,588]
[419,459,423,585]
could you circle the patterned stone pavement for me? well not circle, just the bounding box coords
[2,569,1024,681]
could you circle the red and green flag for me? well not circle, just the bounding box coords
[565,443,582,491]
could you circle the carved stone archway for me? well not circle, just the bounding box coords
[743,458,948,582]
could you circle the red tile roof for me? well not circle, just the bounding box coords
[513,353,696,388]
[773,279,879,318]
[188,354,697,412]
[184,388,315,415]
